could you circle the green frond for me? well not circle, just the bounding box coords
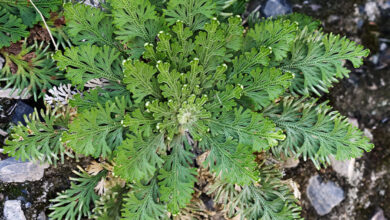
[205,84,242,113]
[206,107,285,151]
[280,29,369,96]
[49,169,107,220]
[202,135,259,185]
[211,165,302,220]
[69,88,116,112]
[111,0,161,58]
[164,0,216,31]
[122,176,166,220]
[122,108,156,137]
[158,135,197,214]
[230,46,272,77]
[246,18,298,61]
[281,13,321,32]
[194,16,243,72]
[214,0,248,17]
[93,185,127,220]
[4,106,71,165]
[0,0,62,27]
[233,67,293,110]
[63,3,118,49]
[63,97,130,158]
[263,97,374,168]
[114,134,165,182]
[156,61,183,100]
[0,41,65,100]
[53,44,123,89]
[0,6,29,48]
[123,59,161,102]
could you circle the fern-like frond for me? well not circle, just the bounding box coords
[280,29,369,96]
[54,44,123,89]
[49,168,107,220]
[206,107,285,151]
[233,67,292,110]
[0,6,29,48]
[164,0,215,31]
[122,59,161,102]
[281,13,321,32]
[111,0,160,58]
[230,47,271,77]
[246,18,297,61]
[69,88,115,112]
[0,41,64,100]
[63,97,129,158]
[122,176,166,220]
[158,135,197,214]
[194,16,243,72]
[0,0,62,27]
[211,165,302,220]
[202,135,258,185]
[263,97,374,168]
[63,3,118,49]
[4,107,71,165]
[114,134,165,182]
[92,185,127,220]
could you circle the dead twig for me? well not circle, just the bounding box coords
[29,0,58,51]
[242,4,262,26]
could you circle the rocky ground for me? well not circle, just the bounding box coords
[283,0,390,219]
[0,0,389,219]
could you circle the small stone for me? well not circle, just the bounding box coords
[0,88,32,100]
[327,15,340,23]
[0,158,49,183]
[3,200,26,220]
[37,211,47,220]
[261,0,292,18]
[365,1,380,21]
[371,54,380,65]
[282,157,300,168]
[364,128,374,141]
[348,118,359,128]
[371,208,387,220]
[380,43,388,52]
[16,196,26,203]
[24,202,32,209]
[82,0,99,7]
[0,56,4,69]
[307,175,345,216]
[330,156,355,180]
[11,101,34,125]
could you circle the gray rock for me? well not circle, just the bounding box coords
[11,101,34,125]
[3,200,26,220]
[261,0,292,18]
[364,128,374,141]
[371,208,387,220]
[81,0,102,7]
[0,56,4,69]
[0,158,49,183]
[348,117,359,128]
[0,88,32,100]
[365,1,380,21]
[330,156,355,180]
[307,175,345,216]
[37,211,47,220]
